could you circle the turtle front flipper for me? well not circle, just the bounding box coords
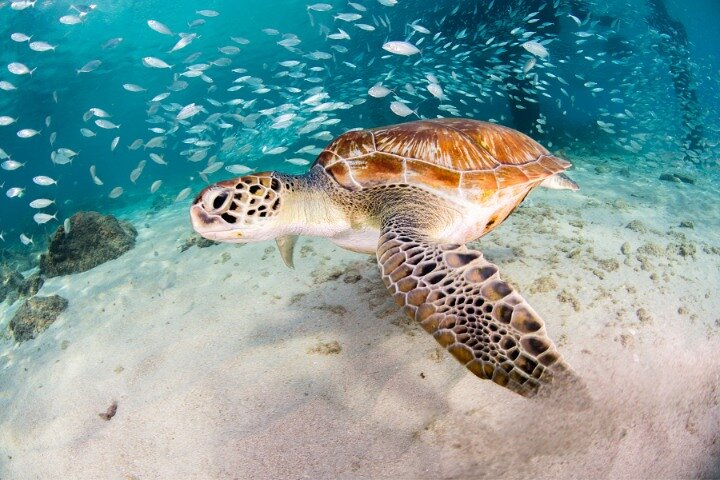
[376,220,585,399]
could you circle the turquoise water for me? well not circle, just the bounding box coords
[0,0,717,253]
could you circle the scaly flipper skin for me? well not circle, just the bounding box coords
[377,218,582,398]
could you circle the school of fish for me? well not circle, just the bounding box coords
[0,0,717,246]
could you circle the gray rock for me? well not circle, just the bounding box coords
[39,211,137,277]
[18,273,44,297]
[1,267,25,303]
[9,295,68,342]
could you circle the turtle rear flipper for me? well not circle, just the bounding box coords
[376,218,586,399]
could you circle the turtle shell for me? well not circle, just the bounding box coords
[315,119,571,200]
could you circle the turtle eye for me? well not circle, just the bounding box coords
[202,187,233,214]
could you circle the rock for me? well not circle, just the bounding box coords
[594,165,611,174]
[597,258,620,272]
[0,267,25,303]
[620,242,632,255]
[179,234,218,252]
[659,173,681,183]
[679,221,694,229]
[18,273,44,297]
[528,275,558,294]
[625,220,647,234]
[659,173,695,185]
[9,295,68,342]
[39,212,137,277]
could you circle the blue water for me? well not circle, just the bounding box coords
[0,0,720,248]
[0,0,717,248]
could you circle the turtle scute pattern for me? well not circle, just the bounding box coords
[376,219,575,397]
[316,119,572,196]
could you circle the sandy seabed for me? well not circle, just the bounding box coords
[0,153,719,479]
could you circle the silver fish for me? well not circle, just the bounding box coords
[8,62,36,75]
[33,175,57,186]
[150,180,162,193]
[169,34,197,53]
[1,160,24,171]
[142,57,173,69]
[177,103,202,120]
[335,13,362,21]
[17,128,40,138]
[368,83,392,98]
[225,164,252,175]
[95,119,120,129]
[390,101,415,117]
[33,212,57,225]
[29,198,55,208]
[6,187,25,198]
[123,83,146,92]
[196,9,219,17]
[0,116,18,126]
[77,60,101,73]
[29,41,56,52]
[147,20,173,35]
[0,81,17,91]
[522,41,549,59]
[109,187,124,198]
[59,15,83,25]
[382,41,420,55]
[175,187,192,202]
[10,32,32,42]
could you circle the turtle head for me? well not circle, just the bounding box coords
[190,171,288,243]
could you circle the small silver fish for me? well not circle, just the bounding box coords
[77,60,102,74]
[150,180,162,193]
[95,119,120,129]
[149,153,167,165]
[0,81,17,91]
[123,83,146,92]
[29,198,55,208]
[368,83,392,98]
[59,15,83,25]
[196,9,219,17]
[17,128,40,138]
[522,41,549,59]
[6,187,25,198]
[0,116,18,126]
[109,187,124,198]
[33,175,57,186]
[142,57,172,69]
[169,34,197,53]
[225,164,252,175]
[29,41,56,52]
[33,212,57,224]
[335,13,362,22]
[382,41,420,56]
[176,103,202,120]
[175,187,192,202]
[2,160,25,171]
[8,62,36,75]
[10,32,32,42]
[390,101,415,117]
[19,234,33,245]
[147,20,173,35]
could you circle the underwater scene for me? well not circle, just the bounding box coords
[0,0,719,477]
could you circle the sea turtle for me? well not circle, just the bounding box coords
[190,118,582,398]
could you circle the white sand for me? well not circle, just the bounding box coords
[0,155,719,479]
